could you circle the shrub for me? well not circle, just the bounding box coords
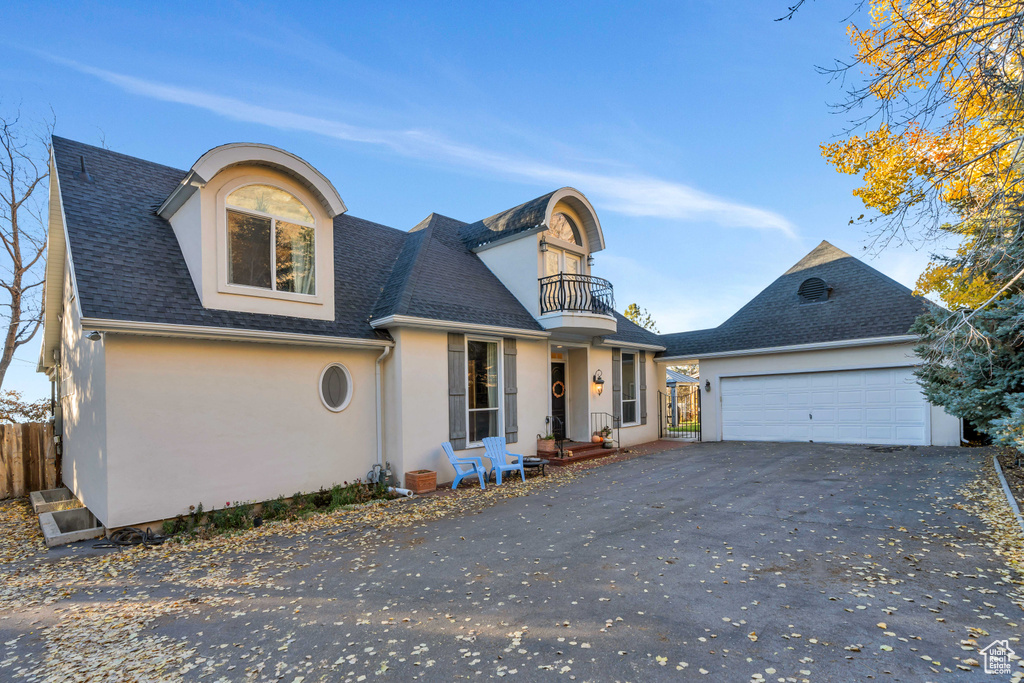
[311,487,332,509]
[261,496,289,521]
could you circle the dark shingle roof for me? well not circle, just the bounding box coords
[659,241,928,358]
[371,213,543,331]
[459,191,554,250]
[53,137,541,339]
[603,312,664,348]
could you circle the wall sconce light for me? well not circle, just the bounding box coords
[87,331,102,342]
[587,254,595,267]
[704,379,711,393]
[593,369,605,395]
[539,237,549,252]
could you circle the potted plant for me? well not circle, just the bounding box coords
[600,426,614,448]
[537,433,559,455]
[405,469,437,495]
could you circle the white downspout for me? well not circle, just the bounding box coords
[375,345,392,467]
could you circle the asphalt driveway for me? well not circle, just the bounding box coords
[2,441,1021,682]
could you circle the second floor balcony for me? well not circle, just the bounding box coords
[537,273,617,335]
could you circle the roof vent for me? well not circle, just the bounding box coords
[798,277,829,303]
[74,155,92,182]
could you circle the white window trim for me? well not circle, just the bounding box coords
[620,350,640,427]
[216,176,325,305]
[465,336,503,448]
[319,362,353,412]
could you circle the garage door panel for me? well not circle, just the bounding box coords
[837,408,863,422]
[865,408,892,421]
[896,406,926,422]
[837,390,865,404]
[721,367,929,446]
[812,390,837,404]
[895,388,922,403]
[838,424,867,440]
[865,389,893,403]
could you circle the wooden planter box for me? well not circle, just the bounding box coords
[537,439,559,455]
[405,470,437,494]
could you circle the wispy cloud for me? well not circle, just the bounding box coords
[59,59,797,236]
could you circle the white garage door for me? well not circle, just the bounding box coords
[720,367,929,445]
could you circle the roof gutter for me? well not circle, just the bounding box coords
[656,334,919,363]
[80,318,393,349]
[594,338,666,352]
[370,314,550,339]
[157,170,207,219]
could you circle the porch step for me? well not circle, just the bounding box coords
[548,441,618,466]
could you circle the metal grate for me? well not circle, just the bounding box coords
[797,277,829,303]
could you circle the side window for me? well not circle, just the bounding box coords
[621,352,637,424]
[467,339,500,443]
[319,363,352,412]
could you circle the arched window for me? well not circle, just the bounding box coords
[226,184,316,295]
[546,212,582,246]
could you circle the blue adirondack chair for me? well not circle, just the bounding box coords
[442,441,488,490]
[482,436,526,485]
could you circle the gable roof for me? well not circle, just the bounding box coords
[666,368,698,384]
[51,137,541,342]
[659,241,929,358]
[370,213,543,331]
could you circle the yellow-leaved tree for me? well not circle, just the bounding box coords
[803,0,1024,445]
[817,0,1024,308]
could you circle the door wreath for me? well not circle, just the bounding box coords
[552,380,565,398]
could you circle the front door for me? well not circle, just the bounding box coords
[551,362,567,440]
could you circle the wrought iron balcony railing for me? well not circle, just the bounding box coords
[539,273,615,316]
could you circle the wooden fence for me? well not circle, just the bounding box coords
[0,422,59,500]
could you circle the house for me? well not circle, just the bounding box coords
[657,241,961,446]
[38,138,664,529]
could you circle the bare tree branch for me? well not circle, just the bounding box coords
[0,105,53,389]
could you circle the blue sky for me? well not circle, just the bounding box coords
[1,1,941,399]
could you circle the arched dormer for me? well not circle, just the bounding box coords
[159,143,346,219]
[544,188,605,253]
[159,144,343,321]
[461,186,605,254]
[469,187,616,335]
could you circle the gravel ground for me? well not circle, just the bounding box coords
[0,441,1022,682]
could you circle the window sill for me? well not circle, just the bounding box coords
[218,282,324,305]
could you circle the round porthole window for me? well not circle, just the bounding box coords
[319,363,352,412]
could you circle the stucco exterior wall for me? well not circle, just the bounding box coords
[386,328,550,484]
[101,336,380,528]
[476,235,544,318]
[692,343,960,446]
[587,346,660,448]
[59,255,109,523]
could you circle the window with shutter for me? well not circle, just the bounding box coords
[447,333,467,449]
[503,338,518,444]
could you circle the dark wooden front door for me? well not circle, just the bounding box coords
[551,362,567,440]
